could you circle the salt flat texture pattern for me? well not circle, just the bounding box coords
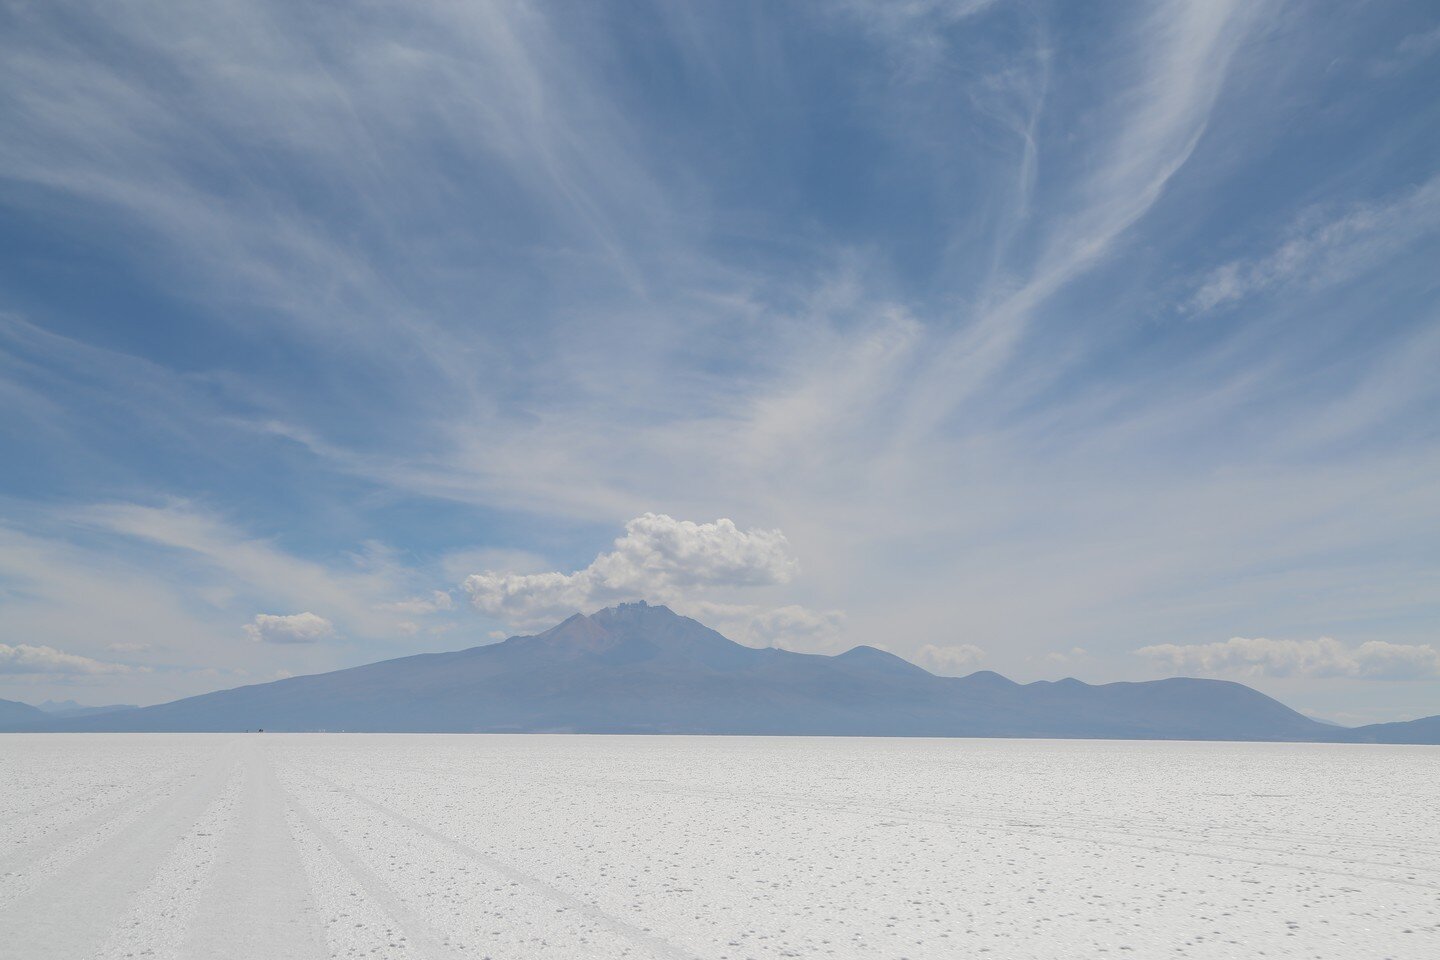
[1,735,1436,959]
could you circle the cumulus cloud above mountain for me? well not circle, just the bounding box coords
[916,644,987,676]
[243,612,335,645]
[1136,636,1440,680]
[680,602,848,651]
[462,514,830,643]
[744,605,845,646]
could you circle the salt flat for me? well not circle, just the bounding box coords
[1,735,1436,959]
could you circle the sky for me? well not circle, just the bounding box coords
[1,0,1437,723]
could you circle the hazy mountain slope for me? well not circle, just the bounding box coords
[1342,715,1440,744]
[0,697,48,729]
[964,676,1329,741]
[27,602,1425,741]
[37,700,139,718]
[34,609,981,735]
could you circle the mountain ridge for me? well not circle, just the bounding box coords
[0,697,48,727]
[5,602,1437,742]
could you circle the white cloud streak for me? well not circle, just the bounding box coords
[378,591,455,616]
[1187,175,1440,313]
[1136,636,1440,680]
[0,643,135,675]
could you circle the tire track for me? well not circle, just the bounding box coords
[83,769,240,960]
[0,740,242,959]
[0,767,171,830]
[611,779,1440,880]
[0,763,197,861]
[180,739,329,959]
[284,787,467,959]
[577,765,1422,856]
[0,763,210,909]
[750,793,1440,891]
[305,770,705,960]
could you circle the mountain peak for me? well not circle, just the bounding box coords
[586,600,694,634]
[835,645,933,677]
[957,669,1020,690]
[510,601,743,667]
[590,599,674,621]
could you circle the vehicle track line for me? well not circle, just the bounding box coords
[617,780,1440,879]
[777,795,1440,891]
[0,763,215,909]
[0,739,242,958]
[284,785,469,960]
[181,739,329,959]
[0,764,197,867]
[0,768,171,829]
[307,771,705,960]
[83,769,240,960]
[620,778,1440,858]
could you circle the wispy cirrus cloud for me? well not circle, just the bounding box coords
[74,501,450,640]
[1186,175,1440,313]
[378,592,455,616]
[897,0,1268,441]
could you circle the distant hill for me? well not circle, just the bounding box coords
[0,697,48,727]
[14,602,1435,742]
[1343,714,1440,744]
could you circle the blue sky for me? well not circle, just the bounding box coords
[1,0,1437,722]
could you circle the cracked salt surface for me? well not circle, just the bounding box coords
[0,735,1436,958]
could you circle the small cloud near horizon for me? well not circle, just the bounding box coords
[915,643,987,676]
[243,612,335,645]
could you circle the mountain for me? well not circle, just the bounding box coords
[36,699,138,718]
[1343,714,1440,745]
[0,697,48,727]
[20,602,1435,741]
